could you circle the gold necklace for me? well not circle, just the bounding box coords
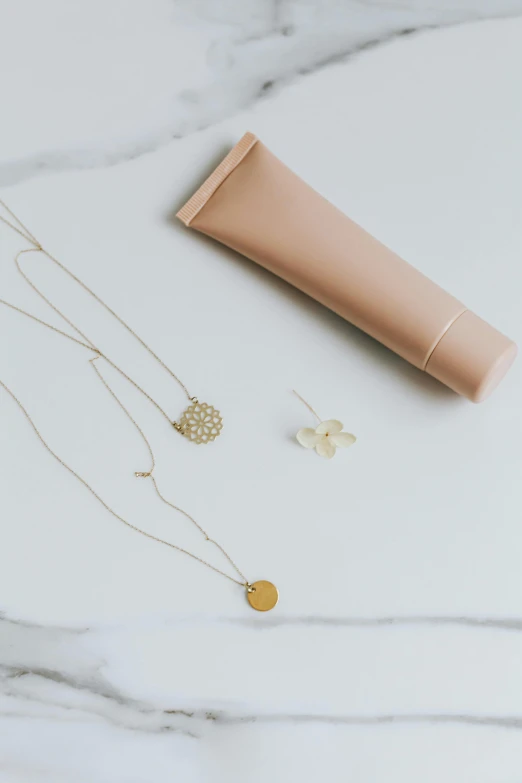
[0,199,223,445]
[0,201,277,610]
[0,364,277,611]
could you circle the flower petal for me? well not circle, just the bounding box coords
[316,419,343,435]
[296,428,321,448]
[330,432,357,448]
[315,437,336,459]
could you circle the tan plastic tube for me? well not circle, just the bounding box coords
[177,132,517,402]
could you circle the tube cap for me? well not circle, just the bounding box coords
[425,310,517,402]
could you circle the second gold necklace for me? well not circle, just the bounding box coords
[0,199,223,445]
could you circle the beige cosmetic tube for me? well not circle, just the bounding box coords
[177,132,517,402]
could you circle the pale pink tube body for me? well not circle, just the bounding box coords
[177,132,517,402]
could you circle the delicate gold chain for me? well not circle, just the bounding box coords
[0,201,248,589]
[0,373,248,588]
[0,200,194,427]
[0,294,96,353]
[42,248,192,399]
[5,245,174,424]
[89,357,248,584]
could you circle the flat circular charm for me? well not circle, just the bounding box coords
[177,401,223,444]
[246,580,279,611]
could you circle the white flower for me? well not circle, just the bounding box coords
[296,420,356,459]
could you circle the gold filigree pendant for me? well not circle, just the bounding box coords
[174,400,223,444]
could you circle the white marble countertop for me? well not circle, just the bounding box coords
[1,2,522,780]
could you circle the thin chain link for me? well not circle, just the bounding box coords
[90,357,248,585]
[0,296,96,353]
[0,200,249,590]
[44,245,193,400]
[1,199,193,425]
[0,375,248,588]
[0,200,41,245]
[2,281,175,423]
[6,246,174,424]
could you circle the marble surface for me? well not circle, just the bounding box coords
[1,2,522,780]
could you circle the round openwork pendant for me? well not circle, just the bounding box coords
[177,401,223,444]
[246,580,279,612]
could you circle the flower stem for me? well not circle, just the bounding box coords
[292,390,321,423]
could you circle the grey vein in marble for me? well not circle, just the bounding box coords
[226,615,522,631]
[3,612,522,738]
[0,614,192,736]
[4,661,522,736]
[1,0,522,186]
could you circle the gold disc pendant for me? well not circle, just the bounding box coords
[174,400,223,444]
[246,580,279,611]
